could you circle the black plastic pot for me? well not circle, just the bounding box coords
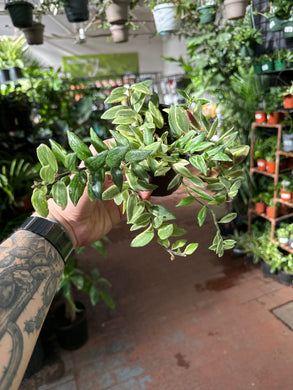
[150,169,180,197]
[64,0,89,23]
[261,260,277,277]
[54,301,88,350]
[22,22,44,45]
[5,1,34,28]
[278,270,293,286]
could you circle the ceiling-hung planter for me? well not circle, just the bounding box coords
[197,0,217,24]
[110,23,129,42]
[64,0,89,23]
[224,0,248,20]
[22,22,44,45]
[152,3,181,35]
[105,0,131,24]
[5,1,34,28]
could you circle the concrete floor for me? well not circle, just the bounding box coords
[21,187,293,390]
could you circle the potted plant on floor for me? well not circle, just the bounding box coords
[259,237,280,276]
[276,223,289,245]
[54,245,114,350]
[278,253,293,285]
[31,80,249,259]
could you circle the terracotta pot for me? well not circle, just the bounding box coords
[257,159,266,171]
[284,95,293,109]
[254,202,265,214]
[267,111,284,124]
[266,206,275,218]
[255,111,266,123]
[280,189,292,202]
[266,161,276,173]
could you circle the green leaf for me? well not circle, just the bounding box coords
[168,105,189,136]
[151,204,176,220]
[89,169,105,201]
[85,151,108,171]
[101,105,130,120]
[176,196,195,207]
[132,212,151,227]
[64,153,77,172]
[111,167,124,192]
[49,140,67,165]
[198,206,206,227]
[218,212,237,224]
[37,144,58,171]
[131,228,154,247]
[184,243,199,255]
[69,173,86,206]
[172,239,187,249]
[52,181,68,208]
[67,131,92,160]
[228,180,242,198]
[211,152,232,162]
[189,141,214,153]
[105,145,129,167]
[131,81,152,95]
[153,216,163,229]
[90,128,109,152]
[158,224,174,240]
[40,165,55,184]
[149,100,164,129]
[125,149,151,163]
[167,173,182,191]
[172,226,187,236]
[131,164,149,181]
[109,130,130,146]
[172,163,192,178]
[126,193,137,222]
[31,188,49,217]
[189,154,207,176]
[143,127,154,145]
[104,87,127,103]
[102,184,122,200]
[190,186,215,201]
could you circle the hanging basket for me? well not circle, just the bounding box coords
[22,22,44,45]
[224,0,248,20]
[5,1,34,28]
[197,5,216,24]
[105,0,130,24]
[64,0,89,23]
[152,3,181,35]
[110,24,129,43]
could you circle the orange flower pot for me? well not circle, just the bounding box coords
[255,111,266,123]
[257,159,266,170]
[266,161,276,173]
[267,111,284,124]
[266,206,275,218]
[284,95,293,109]
[280,189,292,201]
[255,202,266,214]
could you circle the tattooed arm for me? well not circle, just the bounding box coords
[0,173,126,390]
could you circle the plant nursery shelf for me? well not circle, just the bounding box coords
[250,167,276,178]
[249,208,293,223]
[273,240,293,254]
[275,198,293,208]
[278,150,293,158]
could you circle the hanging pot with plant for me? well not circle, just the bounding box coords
[5,0,34,28]
[64,0,89,23]
[224,0,248,20]
[152,2,181,35]
[197,1,217,24]
[105,0,131,24]
[22,22,45,45]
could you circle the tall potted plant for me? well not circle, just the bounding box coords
[31,80,249,259]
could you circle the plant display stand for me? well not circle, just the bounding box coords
[248,122,293,253]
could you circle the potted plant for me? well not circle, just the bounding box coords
[22,12,45,45]
[151,1,181,35]
[5,0,34,28]
[252,192,266,214]
[278,253,293,285]
[197,0,217,25]
[282,82,293,109]
[279,175,292,202]
[54,245,114,350]
[282,113,293,152]
[276,223,289,244]
[31,80,249,259]
[263,135,277,173]
[253,54,274,73]
[265,87,284,124]
[272,48,293,71]
[254,138,266,170]
[224,0,249,20]
[259,238,280,276]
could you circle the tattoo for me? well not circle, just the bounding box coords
[0,230,64,389]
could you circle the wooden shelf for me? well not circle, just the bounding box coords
[250,167,276,178]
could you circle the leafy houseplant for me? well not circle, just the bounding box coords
[32,80,249,259]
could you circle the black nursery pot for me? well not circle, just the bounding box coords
[5,1,34,28]
[261,260,277,277]
[55,301,88,350]
[64,0,89,22]
[278,270,293,286]
[150,169,180,196]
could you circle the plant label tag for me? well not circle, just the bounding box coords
[285,26,293,33]
[262,64,269,71]
[270,21,275,29]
